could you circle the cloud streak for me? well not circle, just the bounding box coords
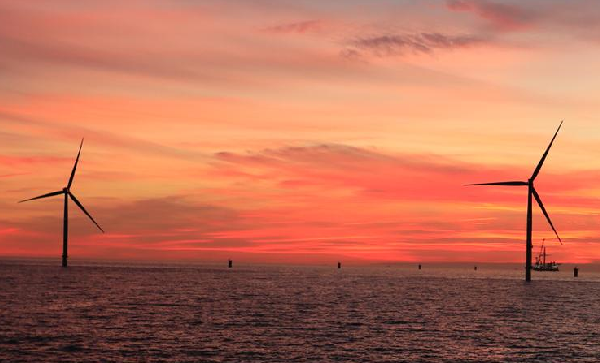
[446,0,536,32]
[0,111,209,162]
[263,20,322,34]
[343,32,486,58]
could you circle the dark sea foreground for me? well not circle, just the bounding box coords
[1,260,600,362]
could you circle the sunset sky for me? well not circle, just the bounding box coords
[2,0,600,264]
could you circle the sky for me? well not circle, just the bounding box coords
[1,0,600,264]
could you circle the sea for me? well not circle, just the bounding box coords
[1,259,599,362]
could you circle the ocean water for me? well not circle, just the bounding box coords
[1,261,600,362]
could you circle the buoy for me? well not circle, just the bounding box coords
[337,262,341,269]
[228,259,232,268]
[474,266,478,271]
[574,267,579,277]
[418,264,421,270]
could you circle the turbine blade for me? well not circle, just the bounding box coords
[67,138,84,189]
[68,192,104,233]
[469,181,528,186]
[531,187,562,244]
[531,121,563,181]
[18,190,64,203]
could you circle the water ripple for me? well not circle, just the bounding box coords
[0,263,599,362]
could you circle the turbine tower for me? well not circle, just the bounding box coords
[19,139,104,267]
[470,121,563,281]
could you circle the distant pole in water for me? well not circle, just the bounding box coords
[338,262,341,269]
[574,267,579,277]
[474,266,478,271]
[418,264,421,270]
[468,121,563,282]
[228,259,232,268]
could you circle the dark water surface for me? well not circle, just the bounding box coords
[1,261,600,362]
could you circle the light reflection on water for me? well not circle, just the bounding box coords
[1,261,599,362]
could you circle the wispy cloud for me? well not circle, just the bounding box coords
[0,155,71,166]
[212,143,593,204]
[446,0,537,32]
[343,32,486,58]
[0,111,209,162]
[263,20,322,34]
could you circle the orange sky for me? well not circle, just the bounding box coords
[1,0,600,264]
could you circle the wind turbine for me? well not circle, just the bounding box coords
[470,121,563,281]
[19,139,104,267]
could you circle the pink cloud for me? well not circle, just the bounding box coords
[0,155,72,166]
[345,32,486,58]
[212,143,593,205]
[446,0,537,32]
[263,20,322,34]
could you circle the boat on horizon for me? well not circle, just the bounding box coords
[532,239,560,272]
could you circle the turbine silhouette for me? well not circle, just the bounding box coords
[19,139,104,267]
[469,121,563,282]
